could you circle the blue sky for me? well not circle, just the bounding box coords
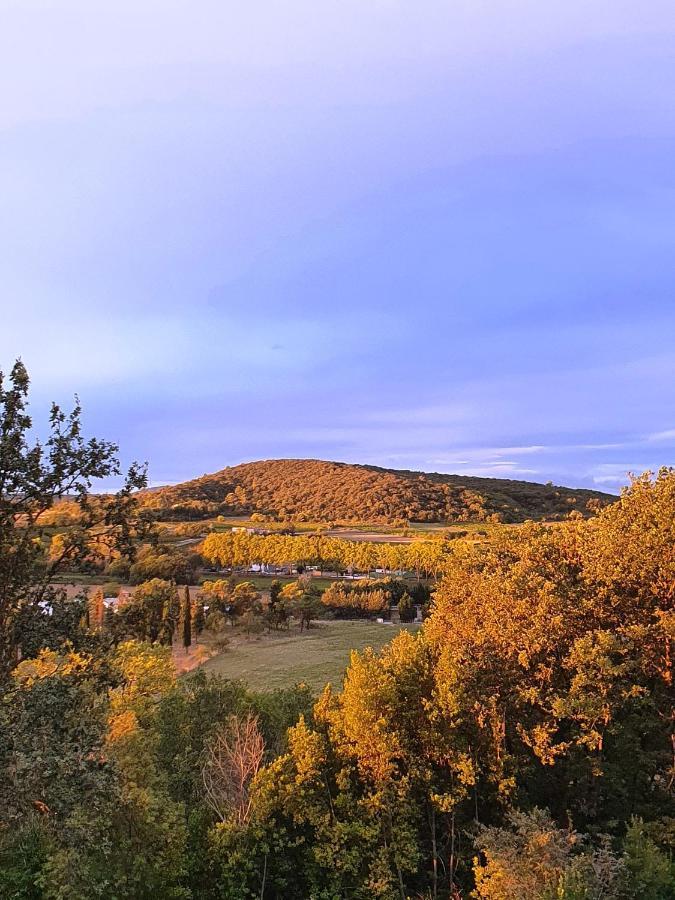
[2,2,674,491]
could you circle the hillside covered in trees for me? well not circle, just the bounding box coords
[141,458,615,523]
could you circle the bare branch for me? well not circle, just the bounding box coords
[201,713,265,825]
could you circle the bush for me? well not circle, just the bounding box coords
[206,610,227,634]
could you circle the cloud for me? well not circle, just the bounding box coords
[647,429,675,442]
[452,463,540,478]
[590,463,644,487]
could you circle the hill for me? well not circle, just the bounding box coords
[140,458,615,524]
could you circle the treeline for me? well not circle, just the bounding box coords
[141,458,614,523]
[320,578,430,619]
[202,530,455,578]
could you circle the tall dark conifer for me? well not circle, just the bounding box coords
[182,585,192,654]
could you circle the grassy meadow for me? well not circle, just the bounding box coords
[197,619,420,692]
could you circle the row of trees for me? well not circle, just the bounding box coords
[202,530,454,579]
[88,575,326,653]
[200,576,322,633]
[90,580,199,650]
[48,532,201,583]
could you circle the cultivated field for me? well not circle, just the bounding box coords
[197,619,420,692]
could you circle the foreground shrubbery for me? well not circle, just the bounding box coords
[0,645,312,899]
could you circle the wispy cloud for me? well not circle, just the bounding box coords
[647,429,675,442]
[589,463,643,487]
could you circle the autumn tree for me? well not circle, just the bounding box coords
[89,588,105,630]
[231,581,261,619]
[199,578,232,616]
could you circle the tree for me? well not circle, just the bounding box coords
[0,359,148,674]
[201,712,265,825]
[269,579,282,608]
[472,808,578,900]
[266,597,288,631]
[231,581,261,623]
[622,817,675,899]
[193,601,205,638]
[128,545,198,585]
[89,588,105,630]
[398,592,414,623]
[0,642,188,898]
[199,579,232,616]
[295,590,322,631]
[116,579,179,644]
[182,586,192,654]
[281,579,321,631]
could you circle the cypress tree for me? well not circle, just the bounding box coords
[398,592,414,623]
[103,604,116,636]
[182,585,192,654]
[89,588,104,630]
[193,602,205,638]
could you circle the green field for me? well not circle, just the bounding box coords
[198,619,419,693]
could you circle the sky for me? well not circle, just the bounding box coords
[1,1,674,492]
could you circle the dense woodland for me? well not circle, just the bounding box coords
[0,362,673,899]
[140,458,614,524]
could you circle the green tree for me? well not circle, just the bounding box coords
[181,586,192,654]
[295,590,322,631]
[117,579,179,644]
[622,817,675,899]
[0,359,148,674]
[193,601,206,638]
[269,579,282,608]
[398,592,414,623]
[0,643,188,899]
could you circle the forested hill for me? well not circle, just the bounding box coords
[141,458,615,523]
